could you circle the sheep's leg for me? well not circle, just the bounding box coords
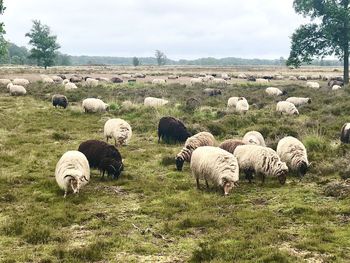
[106,137,109,143]
[260,173,266,185]
[205,179,209,189]
[64,190,67,198]
[196,178,200,189]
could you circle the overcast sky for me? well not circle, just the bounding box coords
[2,0,309,59]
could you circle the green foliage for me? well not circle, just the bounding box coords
[132,56,140,66]
[155,50,167,66]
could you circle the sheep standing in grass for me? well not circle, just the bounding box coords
[211,78,227,84]
[78,140,123,179]
[8,84,26,96]
[306,81,320,89]
[104,118,132,146]
[152,79,166,84]
[227,97,247,109]
[219,139,245,154]
[203,88,222,96]
[332,85,342,90]
[82,98,109,113]
[55,151,90,197]
[65,82,78,90]
[158,116,191,143]
[233,145,288,184]
[42,77,54,83]
[276,101,299,115]
[286,97,311,107]
[85,78,99,87]
[340,123,350,143]
[265,87,285,96]
[13,78,29,86]
[256,78,269,83]
[242,131,266,146]
[144,97,169,107]
[176,132,216,171]
[52,76,63,83]
[190,146,239,195]
[236,99,249,113]
[190,78,203,85]
[277,136,309,178]
[52,94,68,109]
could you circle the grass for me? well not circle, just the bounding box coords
[1,76,350,262]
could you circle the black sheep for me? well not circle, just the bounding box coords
[158,117,191,144]
[203,88,222,96]
[78,140,123,179]
[52,94,68,109]
[111,77,123,83]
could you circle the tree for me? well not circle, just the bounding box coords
[155,50,167,66]
[25,20,61,69]
[132,56,140,66]
[0,0,7,58]
[287,0,350,84]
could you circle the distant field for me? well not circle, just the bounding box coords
[1,66,350,262]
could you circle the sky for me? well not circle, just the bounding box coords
[2,0,309,60]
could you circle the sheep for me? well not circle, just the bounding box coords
[276,101,299,115]
[82,98,109,113]
[134,73,146,78]
[221,73,231,80]
[263,75,273,80]
[175,131,216,171]
[297,75,307,81]
[276,136,309,178]
[265,87,286,96]
[111,77,123,83]
[201,75,214,82]
[289,76,298,81]
[152,79,166,84]
[104,118,132,146]
[340,123,350,143]
[96,77,111,82]
[238,73,247,79]
[328,80,344,88]
[78,140,123,180]
[247,76,256,81]
[42,77,54,83]
[190,146,239,195]
[13,78,29,86]
[70,76,82,83]
[55,151,90,197]
[306,81,320,89]
[236,99,249,113]
[121,74,132,78]
[286,97,311,107]
[62,79,70,85]
[65,82,78,90]
[57,74,66,80]
[158,116,191,143]
[168,75,179,79]
[8,84,26,96]
[190,78,203,85]
[233,145,288,184]
[0,79,11,86]
[332,85,342,90]
[52,94,68,109]
[219,139,245,154]
[227,97,247,109]
[256,78,269,83]
[85,78,99,87]
[203,88,222,96]
[274,75,284,80]
[242,131,266,146]
[52,76,63,83]
[211,78,227,84]
[144,97,169,107]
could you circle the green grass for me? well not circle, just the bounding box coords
[1,79,350,262]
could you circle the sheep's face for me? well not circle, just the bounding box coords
[293,110,299,115]
[175,157,184,171]
[109,162,124,180]
[276,162,288,185]
[298,161,309,177]
[307,98,311,104]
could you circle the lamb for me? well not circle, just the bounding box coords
[152,79,167,84]
[332,85,342,90]
[219,139,245,154]
[286,97,311,107]
[8,84,26,96]
[236,99,249,113]
[190,146,239,195]
[13,78,29,86]
[265,87,286,96]
[242,131,266,146]
[55,151,90,197]
[52,94,68,109]
[233,145,288,184]
[175,131,216,171]
[65,82,78,90]
[0,79,11,86]
[340,123,350,143]
[276,136,309,178]
[82,98,109,113]
[104,118,132,146]
[158,116,191,143]
[78,140,123,179]
[227,97,247,109]
[276,101,299,115]
[85,78,99,87]
[144,97,169,107]
[306,81,320,89]
[203,88,222,96]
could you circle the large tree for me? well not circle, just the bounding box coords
[155,50,167,66]
[287,0,350,84]
[0,0,7,58]
[25,20,60,69]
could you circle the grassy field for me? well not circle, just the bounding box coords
[1,76,350,262]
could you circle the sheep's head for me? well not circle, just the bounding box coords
[222,178,239,196]
[105,104,110,111]
[175,156,185,171]
[307,98,312,104]
[276,162,288,185]
[64,170,89,194]
[293,109,299,115]
[298,161,309,178]
[282,90,288,95]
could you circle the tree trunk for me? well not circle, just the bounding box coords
[345,47,349,84]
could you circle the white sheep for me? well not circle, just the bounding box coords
[236,99,249,113]
[190,78,204,85]
[332,85,342,90]
[286,97,311,107]
[238,73,247,79]
[211,78,227,84]
[190,146,239,195]
[0,79,11,86]
[276,101,299,115]
[82,98,109,113]
[265,87,285,96]
[144,97,169,107]
[85,78,99,87]
[104,118,132,146]
[340,123,350,143]
[176,132,216,171]
[289,76,298,81]
[233,144,288,184]
[42,76,54,83]
[65,82,78,90]
[152,79,166,84]
[13,78,29,86]
[55,151,90,198]
[297,75,307,81]
[221,73,230,80]
[8,84,26,96]
[62,79,70,85]
[52,76,63,83]
[276,136,309,178]
[306,81,320,89]
[201,75,214,82]
[256,78,269,83]
[227,97,247,109]
[242,131,266,146]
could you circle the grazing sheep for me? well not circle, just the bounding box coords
[203,88,222,96]
[111,77,123,83]
[158,117,191,143]
[121,74,132,78]
[52,94,68,109]
[265,87,285,96]
[55,151,90,197]
[42,77,54,83]
[57,74,66,80]
[211,78,227,84]
[78,140,123,179]
[286,97,311,107]
[152,79,166,84]
[247,76,256,81]
[256,78,269,83]
[104,118,132,146]
[62,79,70,85]
[52,76,64,83]
[332,85,342,90]
[297,75,307,81]
[274,75,284,80]
[340,123,350,143]
[219,139,245,154]
[328,80,343,88]
[13,78,29,86]
[85,78,99,87]
[134,73,146,78]
[82,98,109,113]
[168,75,179,79]
[221,73,231,80]
[242,131,266,146]
[190,78,203,85]
[70,76,82,83]
[238,73,247,79]
[144,97,169,107]
[65,82,78,90]
[227,97,247,109]
[233,145,288,184]
[306,81,320,89]
[0,79,11,86]
[277,136,309,178]
[201,75,214,82]
[276,101,299,115]
[263,75,273,80]
[289,76,298,81]
[236,99,249,113]
[175,131,216,171]
[190,146,239,195]
[8,84,26,96]
[96,77,110,82]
